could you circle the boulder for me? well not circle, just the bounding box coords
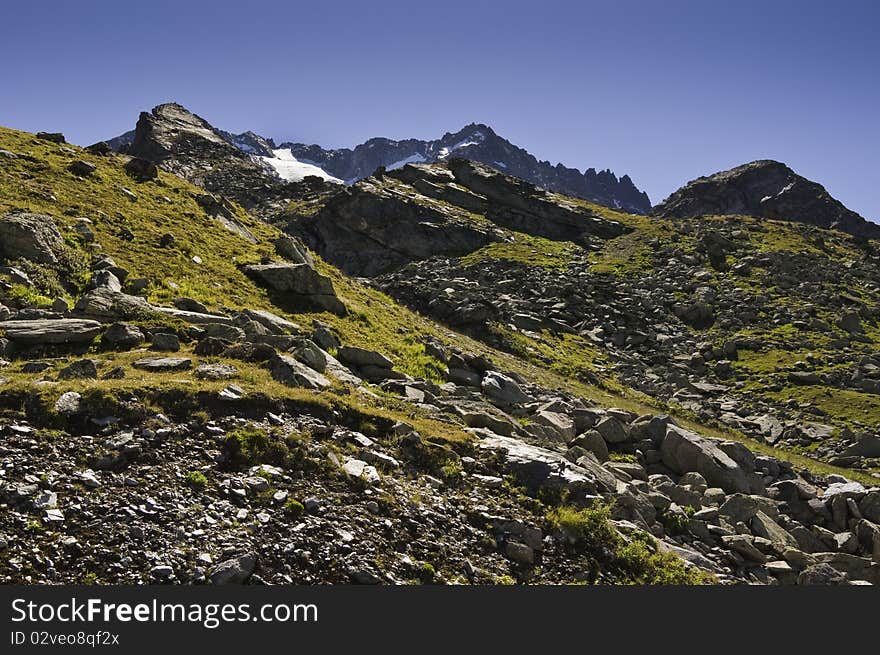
[533,410,576,441]
[0,212,65,265]
[102,323,146,349]
[58,359,98,380]
[859,491,880,524]
[477,433,613,498]
[132,357,192,372]
[274,234,314,266]
[268,354,330,389]
[243,263,345,315]
[660,425,750,493]
[337,346,393,370]
[0,319,101,345]
[67,160,97,176]
[481,370,533,406]
[595,416,630,444]
[124,157,159,181]
[209,554,256,585]
[74,288,152,321]
[150,333,180,352]
[238,309,300,335]
[194,363,239,380]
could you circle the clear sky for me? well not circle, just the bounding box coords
[2,0,877,218]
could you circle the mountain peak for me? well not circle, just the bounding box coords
[655,159,879,239]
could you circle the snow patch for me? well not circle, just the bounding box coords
[387,153,426,170]
[493,160,508,169]
[260,149,342,184]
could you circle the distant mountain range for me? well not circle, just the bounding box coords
[109,115,652,214]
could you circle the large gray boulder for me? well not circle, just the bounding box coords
[660,425,750,493]
[481,370,532,406]
[75,288,152,321]
[268,354,330,389]
[244,263,345,315]
[336,346,393,370]
[0,212,65,265]
[0,319,101,345]
[477,432,615,498]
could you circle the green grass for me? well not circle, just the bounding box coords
[546,505,715,585]
[459,232,579,270]
[184,470,208,490]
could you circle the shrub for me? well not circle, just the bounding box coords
[283,499,305,519]
[185,470,208,490]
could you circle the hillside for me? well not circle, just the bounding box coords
[1,123,879,587]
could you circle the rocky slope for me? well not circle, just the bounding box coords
[1,122,879,587]
[654,160,880,239]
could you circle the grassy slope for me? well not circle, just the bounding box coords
[0,125,876,486]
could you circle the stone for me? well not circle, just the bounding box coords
[58,359,98,380]
[291,339,327,372]
[150,333,181,352]
[481,370,532,405]
[238,309,301,335]
[55,391,82,414]
[822,481,866,499]
[209,554,257,585]
[533,410,576,441]
[797,563,849,585]
[194,363,239,380]
[572,430,609,462]
[74,287,152,320]
[124,157,159,181]
[595,416,630,444]
[477,433,607,498]
[721,534,767,563]
[202,323,245,342]
[750,511,799,550]
[68,160,97,176]
[0,319,101,345]
[268,354,330,389]
[336,346,393,370]
[274,234,314,266]
[36,131,65,143]
[505,541,535,565]
[243,263,344,314]
[102,323,146,349]
[341,458,380,484]
[859,491,880,523]
[660,425,750,493]
[132,357,192,372]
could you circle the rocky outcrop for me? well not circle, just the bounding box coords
[0,319,101,345]
[654,160,880,239]
[123,103,282,209]
[296,160,628,276]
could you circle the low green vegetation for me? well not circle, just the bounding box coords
[546,505,715,585]
[459,232,579,270]
[184,470,208,490]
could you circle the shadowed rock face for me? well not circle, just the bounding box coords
[294,159,630,277]
[654,160,880,239]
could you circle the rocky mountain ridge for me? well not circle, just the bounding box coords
[278,122,652,214]
[109,104,652,214]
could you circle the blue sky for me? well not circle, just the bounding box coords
[1,0,877,217]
